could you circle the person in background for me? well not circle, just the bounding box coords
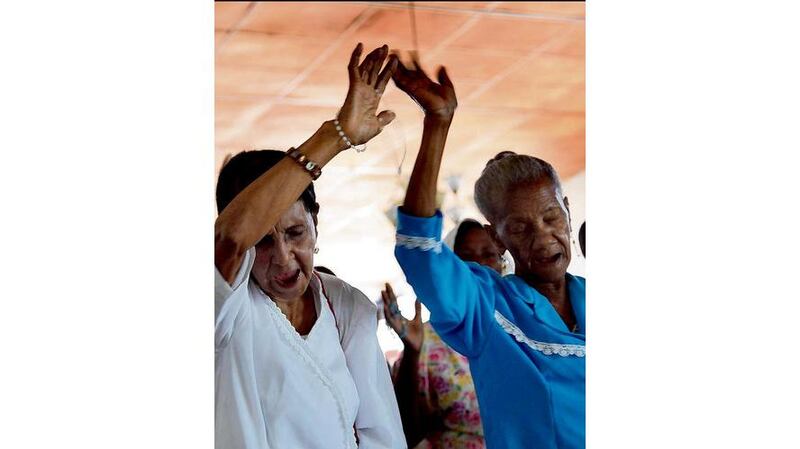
[214,43,406,449]
[382,219,505,449]
[390,53,585,449]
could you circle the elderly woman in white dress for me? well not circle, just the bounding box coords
[214,43,406,449]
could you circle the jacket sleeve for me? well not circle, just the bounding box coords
[394,209,497,358]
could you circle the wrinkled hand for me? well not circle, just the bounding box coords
[337,43,398,146]
[392,52,457,120]
[381,283,423,351]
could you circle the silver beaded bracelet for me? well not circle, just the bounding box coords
[333,117,367,153]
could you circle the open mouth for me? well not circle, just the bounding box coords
[535,253,563,265]
[274,269,301,289]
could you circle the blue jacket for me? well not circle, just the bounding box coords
[395,210,585,449]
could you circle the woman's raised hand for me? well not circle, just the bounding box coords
[337,43,399,146]
[381,283,423,352]
[392,53,457,120]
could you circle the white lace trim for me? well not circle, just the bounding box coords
[260,289,357,449]
[396,233,442,254]
[494,311,585,357]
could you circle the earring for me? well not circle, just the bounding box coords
[314,247,319,254]
[500,253,511,275]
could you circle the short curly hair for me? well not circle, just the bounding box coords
[474,151,563,223]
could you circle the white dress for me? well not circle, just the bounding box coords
[215,248,406,449]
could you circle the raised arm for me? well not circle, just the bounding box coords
[392,55,457,218]
[381,287,436,448]
[215,44,398,283]
[393,57,497,357]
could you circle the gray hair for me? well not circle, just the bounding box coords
[474,152,565,223]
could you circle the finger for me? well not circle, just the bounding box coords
[409,51,429,78]
[437,66,454,89]
[375,54,398,94]
[384,292,395,311]
[391,60,410,89]
[414,300,422,321]
[393,56,414,80]
[409,51,421,70]
[381,297,391,315]
[383,284,395,304]
[377,110,396,129]
[348,42,363,80]
[394,54,411,72]
[369,45,388,85]
[363,55,378,83]
[359,46,382,81]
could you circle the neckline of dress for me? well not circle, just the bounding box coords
[505,274,584,337]
[249,281,356,449]
[251,281,326,341]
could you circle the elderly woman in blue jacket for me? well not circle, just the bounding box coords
[391,56,585,449]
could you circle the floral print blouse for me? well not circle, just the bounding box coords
[415,322,485,449]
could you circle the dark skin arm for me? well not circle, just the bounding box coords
[381,285,435,447]
[390,53,458,445]
[393,55,458,218]
[214,44,398,283]
[392,338,440,448]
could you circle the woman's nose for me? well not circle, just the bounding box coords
[271,238,291,265]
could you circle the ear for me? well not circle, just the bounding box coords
[311,204,320,236]
[563,196,573,233]
[484,224,507,255]
[312,215,319,238]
